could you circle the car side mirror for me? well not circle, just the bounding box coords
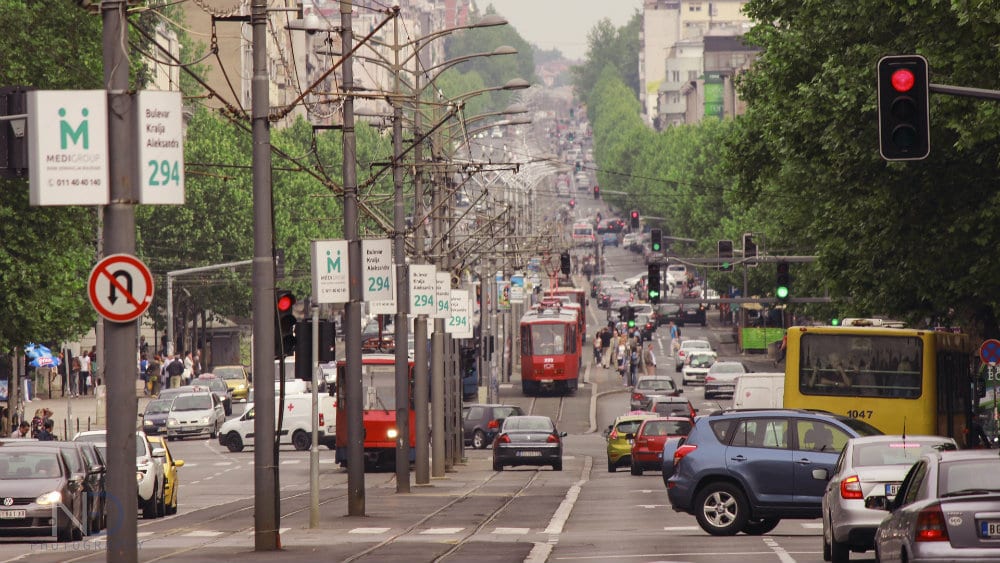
[151,447,166,458]
[811,468,829,481]
[864,495,890,511]
[89,464,105,475]
[174,459,185,468]
[560,431,568,437]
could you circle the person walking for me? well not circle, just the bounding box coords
[146,355,162,396]
[599,327,612,368]
[78,352,91,396]
[643,343,657,376]
[69,355,80,397]
[592,332,602,366]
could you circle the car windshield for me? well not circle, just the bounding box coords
[712,363,745,374]
[615,419,647,435]
[852,440,954,466]
[637,379,675,392]
[213,367,245,381]
[688,354,715,368]
[684,341,711,350]
[642,420,692,437]
[145,399,173,415]
[504,417,554,432]
[0,452,63,479]
[172,394,213,411]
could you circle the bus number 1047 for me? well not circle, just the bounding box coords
[846,409,874,419]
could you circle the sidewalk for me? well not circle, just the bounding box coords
[12,379,148,439]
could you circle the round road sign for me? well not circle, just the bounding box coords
[980,339,1000,366]
[88,254,154,323]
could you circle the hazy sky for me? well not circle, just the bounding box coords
[478,0,643,61]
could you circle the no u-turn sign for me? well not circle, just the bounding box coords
[88,254,154,323]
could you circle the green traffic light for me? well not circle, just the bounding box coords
[652,243,661,252]
[628,320,636,328]
[648,290,660,299]
[776,286,789,299]
[831,318,840,326]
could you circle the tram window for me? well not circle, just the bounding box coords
[531,325,566,355]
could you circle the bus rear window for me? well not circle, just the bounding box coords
[798,334,923,398]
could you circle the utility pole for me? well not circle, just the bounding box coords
[412,64,430,487]
[341,0,366,515]
[250,0,279,550]
[102,2,139,560]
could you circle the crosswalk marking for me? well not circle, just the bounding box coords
[349,527,390,534]
[280,459,301,465]
[213,462,232,466]
[663,526,699,531]
[493,527,530,535]
[420,527,464,535]
[183,530,224,537]
[800,523,823,529]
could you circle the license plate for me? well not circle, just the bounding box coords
[517,451,542,457]
[541,379,553,384]
[0,510,25,519]
[981,520,1000,537]
[885,483,900,497]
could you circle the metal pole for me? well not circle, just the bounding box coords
[250,0,279,550]
[431,329,445,476]
[413,316,430,484]
[166,274,173,355]
[102,1,138,561]
[341,0,366,516]
[391,13,411,493]
[309,305,319,527]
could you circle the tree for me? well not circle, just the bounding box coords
[570,12,641,107]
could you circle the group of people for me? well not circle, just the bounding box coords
[8,407,57,440]
[142,351,200,396]
[593,324,657,387]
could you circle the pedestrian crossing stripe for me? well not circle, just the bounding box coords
[349,527,390,534]
[493,528,529,534]
[280,459,301,464]
[420,527,464,534]
[184,530,224,537]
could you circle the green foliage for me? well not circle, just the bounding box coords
[570,12,641,109]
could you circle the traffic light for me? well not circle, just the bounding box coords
[742,233,758,267]
[775,261,790,302]
[630,210,640,230]
[593,185,600,199]
[275,289,297,358]
[294,320,336,380]
[831,318,841,326]
[650,229,662,252]
[620,306,636,328]
[718,240,733,271]
[568,198,576,209]
[877,55,930,161]
[560,252,571,276]
[647,264,661,304]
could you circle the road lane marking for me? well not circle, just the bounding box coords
[349,527,390,534]
[763,537,797,563]
[543,456,592,534]
[184,531,224,537]
[493,527,530,534]
[280,459,301,464]
[213,462,232,466]
[421,527,464,534]
[663,526,699,531]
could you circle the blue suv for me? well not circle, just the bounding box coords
[666,409,881,536]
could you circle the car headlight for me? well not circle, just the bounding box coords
[200,417,210,425]
[37,491,62,505]
[237,384,246,390]
[386,428,399,439]
[136,472,144,482]
[167,418,179,427]
[143,419,154,426]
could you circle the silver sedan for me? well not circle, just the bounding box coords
[871,449,1000,562]
[821,435,956,562]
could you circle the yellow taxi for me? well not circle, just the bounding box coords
[146,435,184,515]
[212,365,251,401]
[604,411,657,472]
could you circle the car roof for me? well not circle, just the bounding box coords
[614,411,658,422]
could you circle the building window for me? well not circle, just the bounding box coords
[672,70,680,82]
[688,70,699,81]
[689,3,702,11]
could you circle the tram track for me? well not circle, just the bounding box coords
[527,394,565,422]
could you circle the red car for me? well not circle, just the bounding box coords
[629,417,693,475]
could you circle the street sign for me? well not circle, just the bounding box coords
[311,240,349,304]
[446,289,473,338]
[435,272,451,319]
[510,273,525,301]
[409,264,437,316]
[28,90,109,206]
[137,90,185,204]
[362,239,392,301]
[981,339,1000,366]
[88,254,154,323]
[369,265,396,314]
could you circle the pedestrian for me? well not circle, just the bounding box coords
[12,420,30,438]
[88,346,100,388]
[146,355,162,396]
[69,355,80,397]
[592,332,602,366]
[78,351,91,396]
[58,353,68,397]
[183,351,194,385]
[36,418,56,441]
[643,343,657,376]
[668,321,681,356]
[629,346,640,386]
[599,327,612,368]
[166,354,185,389]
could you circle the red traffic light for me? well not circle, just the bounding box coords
[630,210,639,219]
[277,292,295,312]
[891,69,915,92]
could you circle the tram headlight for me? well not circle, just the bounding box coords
[386,428,399,439]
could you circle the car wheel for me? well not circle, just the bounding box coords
[630,462,642,476]
[166,489,177,515]
[292,430,311,451]
[142,483,158,519]
[830,536,850,563]
[473,430,487,450]
[156,484,166,517]
[742,518,780,535]
[607,459,616,473]
[57,519,73,542]
[210,422,219,439]
[493,459,503,471]
[694,482,749,536]
[823,534,832,561]
[552,460,562,471]
[226,432,244,453]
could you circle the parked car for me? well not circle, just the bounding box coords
[166,390,226,440]
[870,449,1000,563]
[605,412,658,472]
[191,374,234,416]
[141,398,174,436]
[821,435,957,562]
[73,429,166,520]
[682,351,718,385]
[0,446,87,541]
[463,404,525,449]
[629,417,693,475]
[492,415,566,471]
[649,396,697,419]
[667,408,882,536]
[704,361,751,399]
[630,375,682,411]
[146,435,185,515]
[675,339,713,371]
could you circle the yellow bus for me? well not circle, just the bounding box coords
[783,323,975,444]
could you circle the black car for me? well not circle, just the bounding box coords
[463,404,525,449]
[677,304,706,327]
[142,398,173,435]
[493,415,566,471]
[654,303,682,326]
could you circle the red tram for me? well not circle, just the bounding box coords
[519,307,581,395]
[334,354,416,469]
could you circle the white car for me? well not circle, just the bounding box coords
[674,339,713,371]
[666,264,687,285]
[73,430,166,519]
[681,350,718,385]
[166,390,227,440]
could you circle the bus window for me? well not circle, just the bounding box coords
[799,334,922,399]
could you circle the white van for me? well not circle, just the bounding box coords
[218,392,336,453]
[732,372,785,409]
[571,222,595,246]
[274,357,309,394]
